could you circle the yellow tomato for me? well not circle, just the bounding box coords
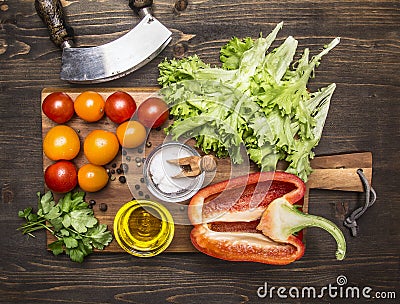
[78,164,109,192]
[116,121,147,148]
[43,125,80,161]
[74,91,105,122]
[84,130,119,165]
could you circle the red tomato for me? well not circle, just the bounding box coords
[137,97,169,129]
[42,92,75,124]
[44,160,78,193]
[105,91,137,124]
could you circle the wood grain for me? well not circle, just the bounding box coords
[308,152,372,191]
[1,1,399,303]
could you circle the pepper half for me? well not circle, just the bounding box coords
[188,171,346,265]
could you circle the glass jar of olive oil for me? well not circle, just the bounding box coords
[113,200,174,257]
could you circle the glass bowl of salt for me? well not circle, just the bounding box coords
[143,142,205,203]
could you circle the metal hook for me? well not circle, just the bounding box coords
[343,169,376,237]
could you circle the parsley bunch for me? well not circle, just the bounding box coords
[18,191,113,262]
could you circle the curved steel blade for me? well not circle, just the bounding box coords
[60,14,171,83]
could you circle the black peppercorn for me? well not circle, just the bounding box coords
[99,203,108,212]
[119,176,126,183]
[135,184,140,190]
[140,177,145,183]
[120,163,129,173]
[126,156,131,162]
[138,191,143,196]
[116,168,122,174]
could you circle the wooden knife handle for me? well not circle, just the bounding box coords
[35,0,74,48]
[128,0,153,15]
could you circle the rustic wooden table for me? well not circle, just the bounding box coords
[0,1,399,303]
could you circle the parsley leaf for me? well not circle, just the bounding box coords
[48,240,64,256]
[69,209,98,233]
[86,224,114,250]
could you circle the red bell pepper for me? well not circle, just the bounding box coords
[188,171,346,265]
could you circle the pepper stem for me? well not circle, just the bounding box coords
[284,204,346,260]
[258,198,346,260]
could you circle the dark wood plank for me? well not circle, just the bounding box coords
[0,0,399,303]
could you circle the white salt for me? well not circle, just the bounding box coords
[149,145,196,194]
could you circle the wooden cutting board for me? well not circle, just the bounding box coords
[41,88,372,253]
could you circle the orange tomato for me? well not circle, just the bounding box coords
[116,121,147,148]
[43,125,80,161]
[74,91,105,122]
[78,164,109,192]
[84,129,119,165]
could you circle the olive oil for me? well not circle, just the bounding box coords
[114,200,174,257]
